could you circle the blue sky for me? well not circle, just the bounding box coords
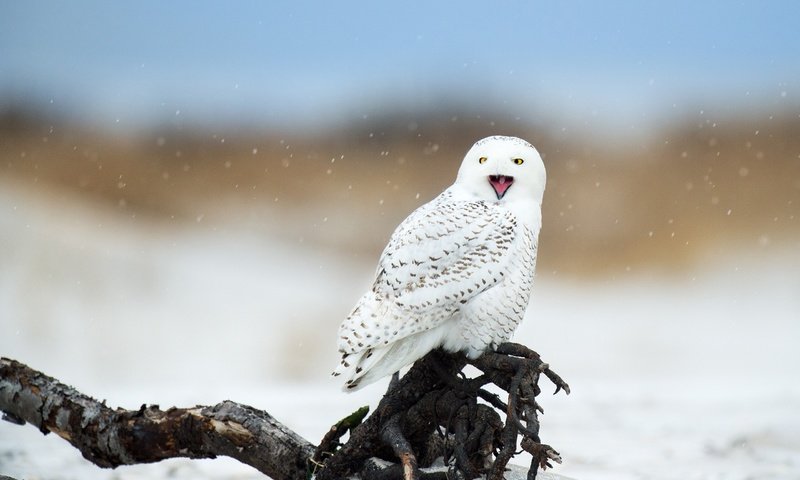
[1,1,798,131]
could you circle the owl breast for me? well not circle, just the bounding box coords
[441,224,537,358]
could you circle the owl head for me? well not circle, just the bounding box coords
[455,135,546,204]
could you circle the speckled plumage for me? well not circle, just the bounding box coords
[333,136,546,390]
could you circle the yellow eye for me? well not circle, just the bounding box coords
[478,156,488,164]
[513,158,525,165]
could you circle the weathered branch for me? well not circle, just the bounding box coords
[2,341,569,480]
[0,357,314,480]
[319,344,569,480]
[317,349,467,480]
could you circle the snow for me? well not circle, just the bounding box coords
[1,180,799,479]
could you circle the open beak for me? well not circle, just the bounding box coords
[489,175,514,199]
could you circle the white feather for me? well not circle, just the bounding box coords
[334,136,546,391]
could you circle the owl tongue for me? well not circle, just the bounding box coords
[489,175,514,199]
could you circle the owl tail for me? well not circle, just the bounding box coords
[332,345,394,391]
[332,327,447,392]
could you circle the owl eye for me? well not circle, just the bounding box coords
[513,158,525,165]
[478,156,488,164]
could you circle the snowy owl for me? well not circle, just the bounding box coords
[333,135,546,391]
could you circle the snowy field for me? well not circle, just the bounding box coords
[1,181,799,480]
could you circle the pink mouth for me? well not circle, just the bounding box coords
[489,175,514,199]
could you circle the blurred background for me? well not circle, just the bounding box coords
[1,2,799,479]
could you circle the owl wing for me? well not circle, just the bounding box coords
[338,194,518,355]
[379,198,518,310]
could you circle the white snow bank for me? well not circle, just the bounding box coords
[1,181,798,479]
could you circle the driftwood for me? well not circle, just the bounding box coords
[0,343,568,480]
[0,357,314,479]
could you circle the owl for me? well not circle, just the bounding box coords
[333,136,546,391]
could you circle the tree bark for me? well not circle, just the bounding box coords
[1,343,568,480]
[0,357,314,480]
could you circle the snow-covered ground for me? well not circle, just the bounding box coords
[1,181,799,479]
